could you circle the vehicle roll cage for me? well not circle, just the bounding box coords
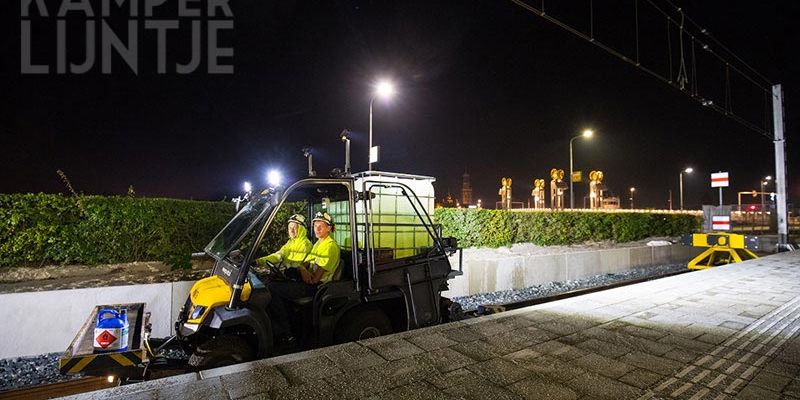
[223,175,449,308]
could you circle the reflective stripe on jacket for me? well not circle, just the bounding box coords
[308,235,340,284]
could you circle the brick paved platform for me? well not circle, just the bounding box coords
[65,251,800,400]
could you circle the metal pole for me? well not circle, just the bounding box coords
[668,190,672,211]
[344,139,351,174]
[679,172,684,210]
[760,181,765,229]
[368,97,374,171]
[569,138,574,209]
[772,84,790,249]
[737,191,742,211]
[718,187,722,207]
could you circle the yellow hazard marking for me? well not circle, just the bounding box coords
[68,355,96,374]
[686,233,758,269]
[110,353,135,367]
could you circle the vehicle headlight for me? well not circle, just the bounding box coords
[190,305,206,320]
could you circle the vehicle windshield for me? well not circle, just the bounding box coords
[205,190,276,260]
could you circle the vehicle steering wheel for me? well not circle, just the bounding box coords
[263,260,287,281]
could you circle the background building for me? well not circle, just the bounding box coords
[461,170,472,207]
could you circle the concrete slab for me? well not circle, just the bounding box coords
[0,282,192,358]
[66,251,800,400]
[442,244,699,298]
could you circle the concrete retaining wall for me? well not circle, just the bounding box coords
[0,281,194,359]
[442,245,702,298]
[0,245,700,359]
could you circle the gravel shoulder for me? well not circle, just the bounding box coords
[0,260,214,294]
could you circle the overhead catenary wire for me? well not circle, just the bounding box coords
[634,0,639,64]
[642,0,771,94]
[666,21,673,82]
[507,0,774,140]
[662,0,772,86]
[676,9,689,90]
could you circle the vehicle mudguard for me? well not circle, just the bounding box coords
[205,306,273,358]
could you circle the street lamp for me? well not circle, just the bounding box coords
[629,187,635,209]
[369,79,396,171]
[569,129,593,209]
[679,167,693,210]
[761,175,772,217]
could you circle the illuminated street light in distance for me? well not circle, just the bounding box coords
[582,129,594,138]
[684,167,694,174]
[267,170,282,187]
[374,80,396,100]
[243,181,252,193]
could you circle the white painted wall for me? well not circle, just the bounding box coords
[0,281,194,359]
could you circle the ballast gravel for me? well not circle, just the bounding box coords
[453,263,687,311]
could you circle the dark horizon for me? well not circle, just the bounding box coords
[3,0,798,210]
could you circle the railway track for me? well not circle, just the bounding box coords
[0,268,692,399]
[0,377,115,400]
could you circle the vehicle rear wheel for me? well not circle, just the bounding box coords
[187,335,253,370]
[334,306,393,344]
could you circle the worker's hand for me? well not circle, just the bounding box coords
[299,266,314,284]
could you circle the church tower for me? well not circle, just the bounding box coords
[461,170,473,206]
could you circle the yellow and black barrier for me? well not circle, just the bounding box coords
[59,349,146,375]
[682,233,759,270]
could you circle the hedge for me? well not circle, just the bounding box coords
[0,194,701,268]
[434,208,701,248]
[0,194,236,268]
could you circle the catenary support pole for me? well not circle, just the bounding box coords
[772,84,790,250]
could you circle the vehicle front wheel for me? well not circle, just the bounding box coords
[187,335,254,370]
[334,306,393,344]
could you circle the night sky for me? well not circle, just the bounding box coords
[3,0,798,209]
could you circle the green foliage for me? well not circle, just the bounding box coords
[0,193,702,268]
[434,208,701,248]
[0,194,235,267]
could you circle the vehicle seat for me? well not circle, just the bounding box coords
[291,250,351,307]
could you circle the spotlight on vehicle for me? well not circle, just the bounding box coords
[302,147,316,177]
[340,129,352,174]
[267,170,282,187]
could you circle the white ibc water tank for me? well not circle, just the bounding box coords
[352,171,436,215]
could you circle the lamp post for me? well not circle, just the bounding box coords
[629,187,635,209]
[761,176,772,229]
[369,80,396,171]
[760,176,772,212]
[679,167,693,210]
[569,129,594,209]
